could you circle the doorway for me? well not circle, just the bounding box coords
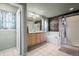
[0,3,18,56]
[0,3,24,56]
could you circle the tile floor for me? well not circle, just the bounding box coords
[0,47,18,56]
[0,43,72,56]
[27,43,71,56]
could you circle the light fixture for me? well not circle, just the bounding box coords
[69,8,74,11]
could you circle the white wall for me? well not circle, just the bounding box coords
[0,30,16,51]
[0,4,17,51]
[46,32,60,47]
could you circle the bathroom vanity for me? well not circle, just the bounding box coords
[27,32,47,48]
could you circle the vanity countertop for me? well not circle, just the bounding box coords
[29,31,45,33]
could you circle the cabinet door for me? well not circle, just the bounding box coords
[35,33,39,44]
[31,34,35,46]
[43,33,46,42]
[27,34,32,47]
[40,33,43,42]
[41,33,45,42]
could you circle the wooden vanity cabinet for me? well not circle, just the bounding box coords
[27,32,46,47]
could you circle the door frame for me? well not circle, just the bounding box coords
[8,3,27,56]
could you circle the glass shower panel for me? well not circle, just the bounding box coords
[66,15,79,47]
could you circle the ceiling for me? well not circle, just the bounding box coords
[27,3,79,18]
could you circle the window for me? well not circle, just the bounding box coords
[0,9,16,29]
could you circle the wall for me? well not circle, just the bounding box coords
[20,4,27,55]
[0,4,17,51]
[43,17,48,32]
[46,32,60,47]
[0,30,16,51]
[46,17,60,47]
